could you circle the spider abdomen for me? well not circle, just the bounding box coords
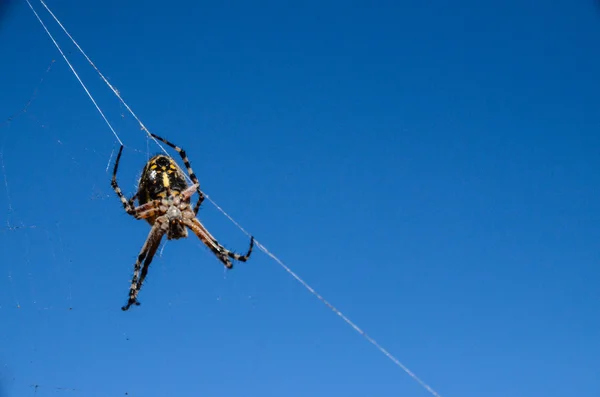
[137,155,189,205]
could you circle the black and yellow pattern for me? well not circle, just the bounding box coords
[110,132,254,311]
[138,155,188,202]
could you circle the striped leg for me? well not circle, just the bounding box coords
[122,220,167,311]
[184,218,254,269]
[134,229,163,304]
[126,184,197,221]
[180,183,200,201]
[149,133,205,214]
[193,196,204,216]
[111,145,137,216]
[132,200,164,221]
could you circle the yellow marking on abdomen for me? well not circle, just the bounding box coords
[162,173,170,187]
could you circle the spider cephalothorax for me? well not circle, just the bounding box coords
[111,133,254,311]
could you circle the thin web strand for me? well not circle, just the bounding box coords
[28,3,443,397]
[37,0,176,170]
[205,197,443,397]
[0,150,14,227]
[24,0,123,146]
[1,59,55,128]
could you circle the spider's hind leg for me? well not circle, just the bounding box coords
[185,218,255,269]
[122,220,167,311]
[224,235,255,262]
[122,297,141,311]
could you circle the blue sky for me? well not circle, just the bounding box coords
[1,0,599,396]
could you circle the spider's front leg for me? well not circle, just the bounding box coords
[132,200,165,221]
[193,194,205,215]
[176,183,203,214]
[130,184,198,222]
[111,145,138,216]
[180,183,200,202]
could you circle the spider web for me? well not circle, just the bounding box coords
[0,50,259,397]
[0,2,446,397]
[0,61,76,395]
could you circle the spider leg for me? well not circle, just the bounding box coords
[185,218,233,268]
[135,227,163,302]
[127,193,139,209]
[193,195,204,216]
[122,219,167,311]
[131,185,198,221]
[180,183,200,202]
[111,145,136,216]
[132,200,164,221]
[231,236,254,261]
[184,184,204,215]
[184,218,254,269]
[149,133,205,211]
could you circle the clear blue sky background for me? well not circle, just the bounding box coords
[1,0,599,396]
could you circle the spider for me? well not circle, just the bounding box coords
[111,133,254,311]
